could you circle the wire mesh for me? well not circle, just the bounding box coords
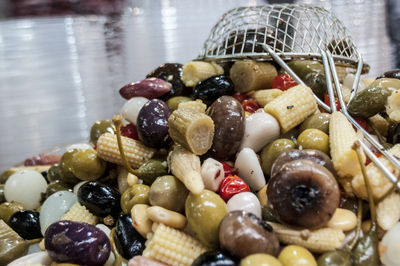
[199,4,368,71]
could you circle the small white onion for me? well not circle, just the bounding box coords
[120,97,149,125]
[4,170,47,210]
[343,73,366,92]
[239,112,280,153]
[226,192,261,219]
[201,158,225,192]
[39,190,77,235]
[380,222,400,266]
[235,148,266,191]
[8,251,52,266]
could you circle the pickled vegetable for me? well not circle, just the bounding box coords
[348,86,391,118]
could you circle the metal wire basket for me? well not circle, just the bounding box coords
[199,4,369,73]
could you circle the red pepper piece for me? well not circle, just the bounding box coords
[365,152,382,165]
[218,174,250,202]
[233,92,248,103]
[354,116,368,131]
[242,99,260,113]
[324,94,341,111]
[221,162,237,177]
[272,73,297,91]
[120,123,139,140]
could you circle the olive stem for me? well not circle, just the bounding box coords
[347,199,363,251]
[352,140,377,231]
[112,115,139,176]
[110,227,127,266]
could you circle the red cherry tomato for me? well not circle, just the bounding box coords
[221,162,237,177]
[272,73,297,91]
[242,99,260,113]
[218,174,250,202]
[233,92,248,103]
[120,123,139,140]
[324,94,341,111]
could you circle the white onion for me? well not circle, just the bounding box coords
[239,112,280,153]
[235,148,266,191]
[39,190,77,235]
[120,97,149,125]
[380,222,400,266]
[201,158,225,192]
[66,143,92,151]
[4,170,47,210]
[226,192,261,219]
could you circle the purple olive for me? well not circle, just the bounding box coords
[137,99,170,148]
[119,78,172,100]
[44,220,111,265]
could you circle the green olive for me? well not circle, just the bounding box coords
[261,139,296,176]
[70,149,106,181]
[133,160,168,185]
[185,190,227,248]
[60,150,81,185]
[287,60,323,80]
[348,86,391,118]
[278,245,317,266]
[149,175,189,212]
[120,184,150,214]
[0,202,24,224]
[45,180,72,198]
[300,113,331,134]
[317,250,351,266]
[166,96,192,111]
[0,238,29,265]
[47,164,64,182]
[90,120,114,145]
[304,72,327,100]
[0,170,14,184]
[297,129,329,154]
[240,254,282,266]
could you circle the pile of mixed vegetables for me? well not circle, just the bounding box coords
[1,58,400,266]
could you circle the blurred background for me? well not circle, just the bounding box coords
[0,0,398,172]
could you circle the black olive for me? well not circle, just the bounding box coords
[377,69,400,80]
[114,214,145,260]
[192,251,238,266]
[391,123,400,144]
[9,210,42,240]
[193,75,235,106]
[146,63,191,99]
[77,182,121,217]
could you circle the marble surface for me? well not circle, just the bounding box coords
[0,0,394,172]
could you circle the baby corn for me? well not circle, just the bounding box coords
[178,100,207,114]
[61,202,98,225]
[269,222,345,253]
[264,85,317,133]
[97,133,155,168]
[329,111,365,196]
[143,223,208,266]
[251,89,283,107]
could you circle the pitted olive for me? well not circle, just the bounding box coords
[149,175,188,212]
[60,150,81,185]
[240,254,282,266]
[297,129,329,154]
[120,184,150,214]
[69,149,106,181]
[90,120,114,145]
[271,149,335,178]
[278,245,317,266]
[0,201,23,224]
[300,113,330,134]
[219,211,279,258]
[268,159,340,228]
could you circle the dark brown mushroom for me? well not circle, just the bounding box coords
[267,159,340,229]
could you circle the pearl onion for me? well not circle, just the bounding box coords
[4,170,47,210]
[39,191,77,235]
[226,192,261,219]
[381,222,400,266]
[120,97,149,125]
